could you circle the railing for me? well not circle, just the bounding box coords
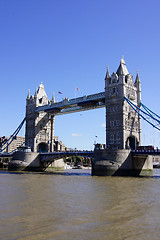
[131,149,160,155]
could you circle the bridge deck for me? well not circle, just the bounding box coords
[40,151,94,161]
[1,149,160,161]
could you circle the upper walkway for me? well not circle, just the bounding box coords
[36,92,105,115]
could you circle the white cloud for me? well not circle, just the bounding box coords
[72,133,82,137]
[101,123,106,127]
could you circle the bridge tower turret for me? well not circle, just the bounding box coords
[135,71,141,144]
[105,58,141,150]
[25,83,55,152]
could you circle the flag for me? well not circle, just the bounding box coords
[75,87,80,91]
[58,91,63,94]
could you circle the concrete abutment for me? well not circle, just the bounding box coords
[92,149,153,176]
[8,152,65,172]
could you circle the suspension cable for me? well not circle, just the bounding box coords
[125,97,160,124]
[124,97,160,131]
[0,117,26,152]
[141,102,160,119]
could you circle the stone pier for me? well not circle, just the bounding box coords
[8,151,65,172]
[92,149,153,176]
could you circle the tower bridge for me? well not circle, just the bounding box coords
[24,58,141,153]
[6,58,159,176]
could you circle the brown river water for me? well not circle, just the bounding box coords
[1,169,160,240]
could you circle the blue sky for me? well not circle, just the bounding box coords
[0,0,160,150]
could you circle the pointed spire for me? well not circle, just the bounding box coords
[36,82,48,100]
[116,57,129,76]
[105,66,110,80]
[135,70,140,82]
[135,70,141,87]
[34,87,38,98]
[27,89,30,99]
[51,92,55,103]
[39,82,44,89]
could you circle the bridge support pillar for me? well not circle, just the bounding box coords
[131,154,153,176]
[8,152,42,171]
[8,152,65,172]
[50,115,54,152]
[92,149,153,176]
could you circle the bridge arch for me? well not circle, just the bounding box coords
[37,142,48,152]
[126,136,139,150]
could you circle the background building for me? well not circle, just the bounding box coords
[0,136,25,153]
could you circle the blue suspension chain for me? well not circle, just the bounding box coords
[124,97,160,131]
[0,117,26,152]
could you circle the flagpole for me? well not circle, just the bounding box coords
[75,88,80,98]
[58,91,63,102]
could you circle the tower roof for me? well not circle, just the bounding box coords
[116,58,129,76]
[51,92,55,103]
[27,89,30,99]
[135,71,141,84]
[135,71,141,89]
[37,83,48,99]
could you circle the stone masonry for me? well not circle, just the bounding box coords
[105,58,141,150]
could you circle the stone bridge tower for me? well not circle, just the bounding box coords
[105,58,141,150]
[25,83,55,152]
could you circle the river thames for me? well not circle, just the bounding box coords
[1,169,160,240]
